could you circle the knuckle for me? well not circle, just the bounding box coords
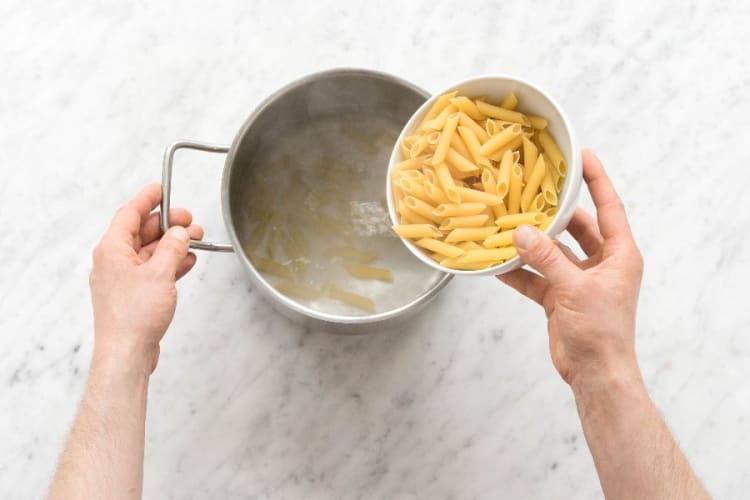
[531,239,560,267]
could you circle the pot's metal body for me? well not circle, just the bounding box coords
[161,69,452,333]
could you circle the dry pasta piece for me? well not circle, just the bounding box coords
[457,247,518,263]
[433,202,487,217]
[392,224,443,239]
[414,238,465,258]
[528,116,548,130]
[487,136,524,162]
[475,100,531,126]
[494,212,546,229]
[500,93,518,110]
[439,215,489,230]
[538,129,567,176]
[457,125,491,168]
[544,206,559,218]
[422,104,457,131]
[432,113,460,165]
[521,154,547,213]
[496,149,514,198]
[434,162,462,203]
[344,263,394,282]
[445,148,480,173]
[541,168,558,205]
[404,196,442,223]
[458,112,490,142]
[449,96,485,120]
[449,132,472,159]
[275,281,322,300]
[325,285,376,313]
[483,230,515,248]
[479,124,522,156]
[457,241,483,251]
[439,257,499,270]
[522,136,539,183]
[423,181,449,204]
[530,192,546,212]
[420,90,458,124]
[445,226,499,243]
[454,187,504,206]
[398,199,434,225]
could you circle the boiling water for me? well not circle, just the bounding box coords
[237,114,445,316]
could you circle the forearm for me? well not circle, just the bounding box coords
[573,365,710,500]
[49,350,150,500]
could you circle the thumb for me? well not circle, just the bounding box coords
[148,226,191,279]
[513,224,579,286]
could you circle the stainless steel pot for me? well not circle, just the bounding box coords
[160,69,451,333]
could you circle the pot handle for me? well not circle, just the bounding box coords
[160,140,234,252]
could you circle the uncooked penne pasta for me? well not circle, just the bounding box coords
[521,154,546,213]
[398,199,433,225]
[528,115,548,130]
[487,136,523,162]
[444,225,499,243]
[421,90,458,124]
[475,100,531,126]
[394,157,426,171]
[445,148,480,173]
[494,212,546,229]
[426,131,441,145]
[325,285,376,313]
[392,224,443,239]
[483,230,515,248]
[522,136,539,183]
[422,104,457,131]
[457,125,491,168]
[454,186,504,206]
[500,93,518,110]
[479,123,522,156]
[481,168,498,195]
[449,132,472,159]
[458,112,490,143]
[538,129,566,176]
[423,181,450,204]
[433,202,487,217]
[434,162,462,203]
[275,281,322,300]
[438,257,498,270]
[414,238,465,258]
[344,263,394,282]
[439,214,489,230]
[531,191,546,212]
[449,96,485,120]
[457,247,517,263]
[544,206,559,218]
[432,113,460,165]
[457,241,483,251]
[399,178,429,202]
[541,168,558,205]
[404,196,442,223]
[496,149,514,198]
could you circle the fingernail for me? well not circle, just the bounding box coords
[513,224,539,251]
[170,226,189,242]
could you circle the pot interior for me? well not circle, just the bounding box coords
[227,71,449,318]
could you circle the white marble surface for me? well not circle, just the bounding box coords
[1,1,749,498]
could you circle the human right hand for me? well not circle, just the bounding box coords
[498,150,644,392]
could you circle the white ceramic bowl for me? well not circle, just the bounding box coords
[386,75,582,276]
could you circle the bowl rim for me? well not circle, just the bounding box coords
[223,67,453,325]
[386,73,582,276]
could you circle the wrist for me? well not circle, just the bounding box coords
[571,357,649,419]
[91,333,158,383]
